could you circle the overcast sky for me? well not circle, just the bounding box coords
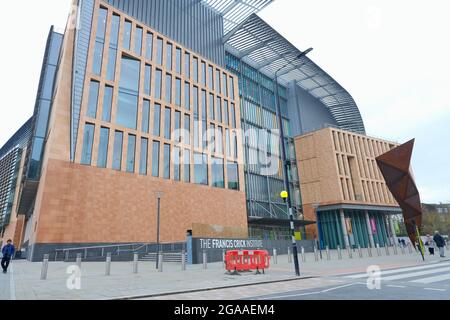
[0,0,448,203]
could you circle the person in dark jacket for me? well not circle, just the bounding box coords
[433,231,446,258]
[1,239,15,273]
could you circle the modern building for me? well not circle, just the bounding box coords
[295,127,402,249]
[423,203,450,215]
[0,0,375,260]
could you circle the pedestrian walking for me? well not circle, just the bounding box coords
[433,231,446,258]
[1,239,15,273]
[425,234,435,255]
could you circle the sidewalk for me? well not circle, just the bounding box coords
[2,247,447,300]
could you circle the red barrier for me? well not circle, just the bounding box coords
[225,250,270,274]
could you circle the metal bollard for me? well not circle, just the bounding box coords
[301,247,306,262]
[337,245,342,260]
[158,252,163,272]
[368,246,372,257]
[222,249,226,267]
[40,254,49,280]
[385,245,390,256]
[376,244,381,257]
[105,253,111,276]
[287,247,292,263]
[408,243,413,254]
[401,245,406,255]
[446,242,450,251]
[181,251,186,271]
[393,244,398,255]
[203,251,207,270]
[314,246,319,262]
[326,246,330,260]
[273,248,278,264]
[133,253,139,274]
[76,253,82,269]
[358,245,362,258]
[347,246,353,259]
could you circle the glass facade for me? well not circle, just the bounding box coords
[139,137,148,175]
[134,26,143,55]
[86,81,100,118]
[106,14,120,81]
[92,8,107,76]
[211,157,224,188]
[112,131,123,170]
[152,141,160,177]
[81,123,95,165]
[126,134,136,173]
[97,127,109,168]
[117,56,140,129]
[164,107,171,140]
[102,85,113,122]
[145,32,153,60]
[123,20,132,50]
[141,100,150,133]
[194,152,208,185]
[163,144,170,179]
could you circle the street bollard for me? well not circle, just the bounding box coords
[408,243,413,254]
[105,253,111,276]
[385,245,390,256]
[446,242,449,251]
[314,246,319,262]
[347,246,353,259]
[393,244,398,255]
[76,253,82,269]
[287,247,292,263]
[301,247,306,262]
[358,245,362,258]
[40,254,49,280]
[326,246,330,260]
[273,249,278,264]
[181,251,186,271]
[367,246,372,257]
[158,252,163,272]
[337,246,342,260]
[401,245,406,255]
[203,251,207,270]
[133,253,139,274]
[376,244,381,257]
[222,250,226,267]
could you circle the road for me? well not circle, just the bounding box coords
[250,260,450,300]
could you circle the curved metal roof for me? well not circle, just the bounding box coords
[201,0,273,35]
[224,14,366,134]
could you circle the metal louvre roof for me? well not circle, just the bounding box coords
[224,14,366,134]
[201,0,273,35]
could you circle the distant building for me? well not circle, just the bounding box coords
[423,203,450,215]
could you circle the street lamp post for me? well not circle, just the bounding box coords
[155,191,164,270]
[274,48,313,277]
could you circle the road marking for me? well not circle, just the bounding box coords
[386,285,406,288]
[424,288,446,292]
[411,273,450,284]
[257,283,359,300]
[10,264,16,301]
[345,262,450,279]
[381,266,450,281]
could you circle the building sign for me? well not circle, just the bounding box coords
[199,238,264,250]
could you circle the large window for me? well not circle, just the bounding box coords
[102,85,113,122]
[97,127,109,168]
[227,161,240,190]
[166,43,173,70]
[126,134,136,173]
[164,107,171,140]
[194,152,208,185]
[112,131,123,170]
[106,14,120,81]
[229,77,235,100]
[216,97,222,122]
[211,157,224,188]
[217,126,223,155]
[81,123,95,165]
[184,114,190,145]
[153,103,161,136]
[154,69,162,100]
[144,64,152,96]
[92,8,107,75]
[134,26,143,55]
[139,138,148,175]
[209,93,215,120]
[174,146,181,181]
[123,20,132,50]
[156,37,163,65]
[142,100,150,133]
[117,56,140,129]
[152,141,160,177]
[183,149,190,182]
[222,73,228,97]
[86,81,100,118]
[193,57,198,82]
[165,73,172,103]
[175,78,181,106]
[175,111,181,142]
[226,129,231,157]
[184,52,190,77]
[215,69,221,94]
[184,82,190,110]
[163,144,171,179]
[145,32,153,60]
[176,48,182,74]
[209,123,215,154]
[224,100,229,126]
[201,62,206,86]
[208,65,214,89]
[230,103,236,128]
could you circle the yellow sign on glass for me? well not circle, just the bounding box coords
[280,191,288,199]
[295,232,302,240]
